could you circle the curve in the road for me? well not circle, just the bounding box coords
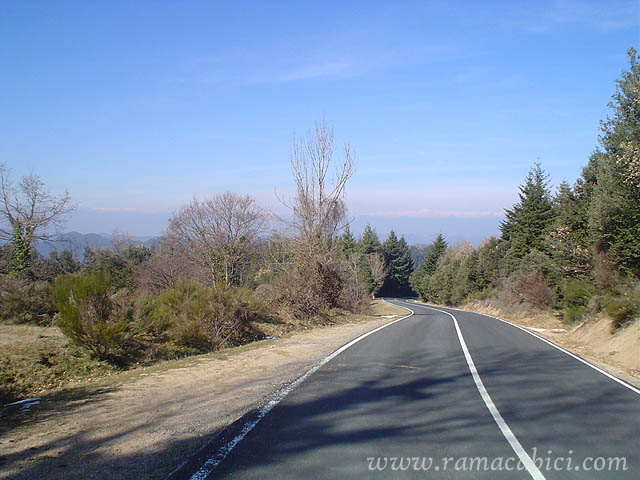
[168,298,640,480]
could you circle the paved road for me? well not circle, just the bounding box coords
[173,299,640,479]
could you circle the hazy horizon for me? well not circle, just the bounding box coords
[2,0,637,243]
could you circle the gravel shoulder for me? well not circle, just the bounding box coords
[0,300,409,480]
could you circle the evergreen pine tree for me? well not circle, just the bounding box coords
[357,225,383,294]
[547,180,591,276]
[587,48,640,276]
[410,234,447,300]
[359,224,381,254]
[338,225,357,257]
[379,231,414,296]
[500,163,555,258]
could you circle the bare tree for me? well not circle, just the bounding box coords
[0,163,75,273]
[280,118,355,253]
[167,192,266,287]
[137,235,200,292]
[273,119,358,315]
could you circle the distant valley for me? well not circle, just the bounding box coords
[34,232,159,260]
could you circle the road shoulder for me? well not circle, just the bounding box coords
[0,300,407,480]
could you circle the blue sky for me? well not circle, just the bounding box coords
[1,0,638,242]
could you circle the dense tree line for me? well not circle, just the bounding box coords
[412,49,640,329]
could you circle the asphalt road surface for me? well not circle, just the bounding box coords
[171,299,640,480]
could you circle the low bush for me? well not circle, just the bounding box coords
[604,295,639,331]
[509,272,554,309]
[51,271,140,366]
[561,279,594,323]
[135,279,266,353]
[0,274,55,324]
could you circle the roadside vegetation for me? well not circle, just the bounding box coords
[2,48,637,404]
[0,119,413,404]
[411,48,640,334]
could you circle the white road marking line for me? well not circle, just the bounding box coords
[412,300,640,396]
[184,307,414,480]
[394,300,546,480]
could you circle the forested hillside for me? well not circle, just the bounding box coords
[411,48,640,330]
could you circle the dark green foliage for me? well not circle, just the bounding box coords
[410,234,447,301]
[587,153,640,276]
[51,271,140,365]
[475,237,507,290]
[357,225,384,295]
[84,247,135,290]
[408,244,431,269]
[586,48,640,276]
[561,279,594,323]
[338,226,357,256]
[11,223,32,276]
[547,181,592,277]
[359,224,382,255]
[500,163,555,258]
[122,243,152,265]
[0,274,55,324]
[379,231,413,297]
[30,249,82,282]
[421,234,447,277]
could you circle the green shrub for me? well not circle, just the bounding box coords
[561,279,594,323]
[604,295,639,331]
[469,286,496,302]
[84,248,135,290]
[0,274,55,324]
[135,279,266,353]
[51,271,140,365]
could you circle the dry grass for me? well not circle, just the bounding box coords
[0,325,116,405]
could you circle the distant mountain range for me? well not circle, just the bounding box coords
[35,232,159,260]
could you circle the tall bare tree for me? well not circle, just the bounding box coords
[167,192,266,287]
[281,118,355,253]
[274,119,358,315]
[0,163,75,273]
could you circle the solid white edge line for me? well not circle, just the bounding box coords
[395,301,545,480]
[411,300,640,396]
[186,302,415,480]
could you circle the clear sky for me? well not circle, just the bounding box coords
[1,0,638,242]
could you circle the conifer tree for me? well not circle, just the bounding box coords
[587,48,640,276]
[500,163,555,258]
[359,224,381,254]
[338,225,357,257]
[379,231,413,296]
[357,225,384,295]
[410,234,447,299]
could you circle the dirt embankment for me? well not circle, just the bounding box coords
[454,301,640,388]
[0,300,409,480]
